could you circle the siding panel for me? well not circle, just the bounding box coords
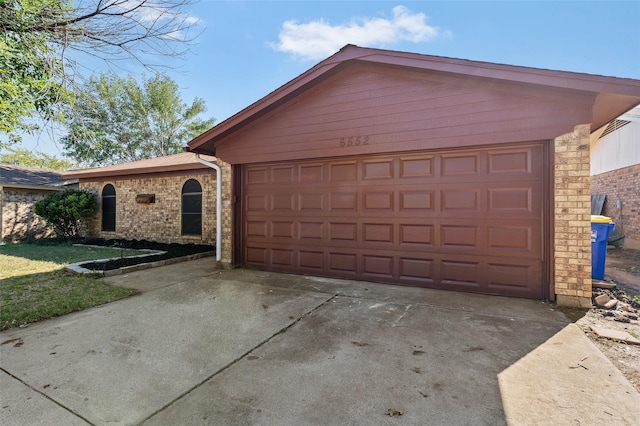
[218,65,590,164]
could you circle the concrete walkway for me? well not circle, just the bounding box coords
[1,258,639,425]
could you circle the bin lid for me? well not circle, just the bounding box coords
[591,215,613,223]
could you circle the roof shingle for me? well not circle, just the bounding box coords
[0,164,72,187]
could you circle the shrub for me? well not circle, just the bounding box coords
[34,189,98,238]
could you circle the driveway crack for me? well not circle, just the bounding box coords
[0,367,95,425]
[139,293,338,424]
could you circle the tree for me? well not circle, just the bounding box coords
[0,0,200,141]
[0,146,75,169]
[0,0,67,141]
[34,188,98,238]
[61,72,215,166]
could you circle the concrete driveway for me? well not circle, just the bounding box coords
[2,258,639,425]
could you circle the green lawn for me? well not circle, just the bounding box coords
[0,241,143,330]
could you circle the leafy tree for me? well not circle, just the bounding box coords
[0,0,68,141]
[0,0,200,142]
[0,146,74,170]
[61,72,215,166]
[34,188,98,238]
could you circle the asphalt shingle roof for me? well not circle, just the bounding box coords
[0,164,71,187]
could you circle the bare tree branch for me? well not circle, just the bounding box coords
[0,0,202,140]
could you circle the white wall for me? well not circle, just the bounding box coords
[591,116,640,176]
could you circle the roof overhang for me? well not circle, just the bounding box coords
[0,183,65,192]
[61,154,217,180]
[188,44,640,155]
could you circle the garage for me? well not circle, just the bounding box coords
[188,44,640,305]
[242,144,545,298]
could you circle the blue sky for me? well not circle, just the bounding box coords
[14,0,640,157]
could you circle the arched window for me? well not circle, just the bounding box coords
[102,184,116,232]
[182,179,202,236]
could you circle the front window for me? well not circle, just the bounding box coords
[182,179,202,236]
[102,184,116,232]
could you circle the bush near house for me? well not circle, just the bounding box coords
[34,189,98,238]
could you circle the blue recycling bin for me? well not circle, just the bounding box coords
[591,216,615,280]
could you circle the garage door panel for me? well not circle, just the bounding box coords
[246,167,268,184]
[270,221,295,238]
[270,193,296,211]
[488,150,531,173]
[271,248,294,266]
[329,192,358,211]
[399,156,435,178]
[329,223,358,242]
[245,246,267,265]
[487,219,541,257]
[487,263,534,288]
[441,189,480,212]
[271,165,295,183]
[441,225,480,249]
[363,223,394,244]
[329,252,358,272]
[362,255,395,278]
[299,250,325,269]
[488,226,532,252]
[243,143,545,298]
[487,147,541,176]
[299,222,324,240]
[399,257,435,283]
[399,224,434,246]
[299,163,324,182]
[363,159,394,180]
[298,192,325,212]
[246,194,268,212]
[488,187,532,213]
[363,191,394,211]
[441,260,481,287]
[399,190,434,211]
[329,161,358,181]
[441,153,481,177]
[246,221,268,238]
[486,180,542,213]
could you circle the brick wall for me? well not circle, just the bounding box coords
[79,159,233,265]
[554,124,592,308]
[219,160,233,266]
[1,188,56,241]
[591,163,640,249]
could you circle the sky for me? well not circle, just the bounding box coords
[12,0,640,157]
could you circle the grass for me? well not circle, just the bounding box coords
[0,240,145,330]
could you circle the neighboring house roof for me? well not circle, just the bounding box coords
[187,44,640,155]
[0,164,76,190]
[61,153,218,179]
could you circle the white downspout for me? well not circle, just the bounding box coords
[195,154,222,262]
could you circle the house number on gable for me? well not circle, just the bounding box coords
[339,135,370,147]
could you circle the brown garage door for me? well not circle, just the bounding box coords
[242,143,545,298]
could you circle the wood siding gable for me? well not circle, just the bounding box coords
[215,63,593,164]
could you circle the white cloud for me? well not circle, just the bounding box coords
[269,6,446,61]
